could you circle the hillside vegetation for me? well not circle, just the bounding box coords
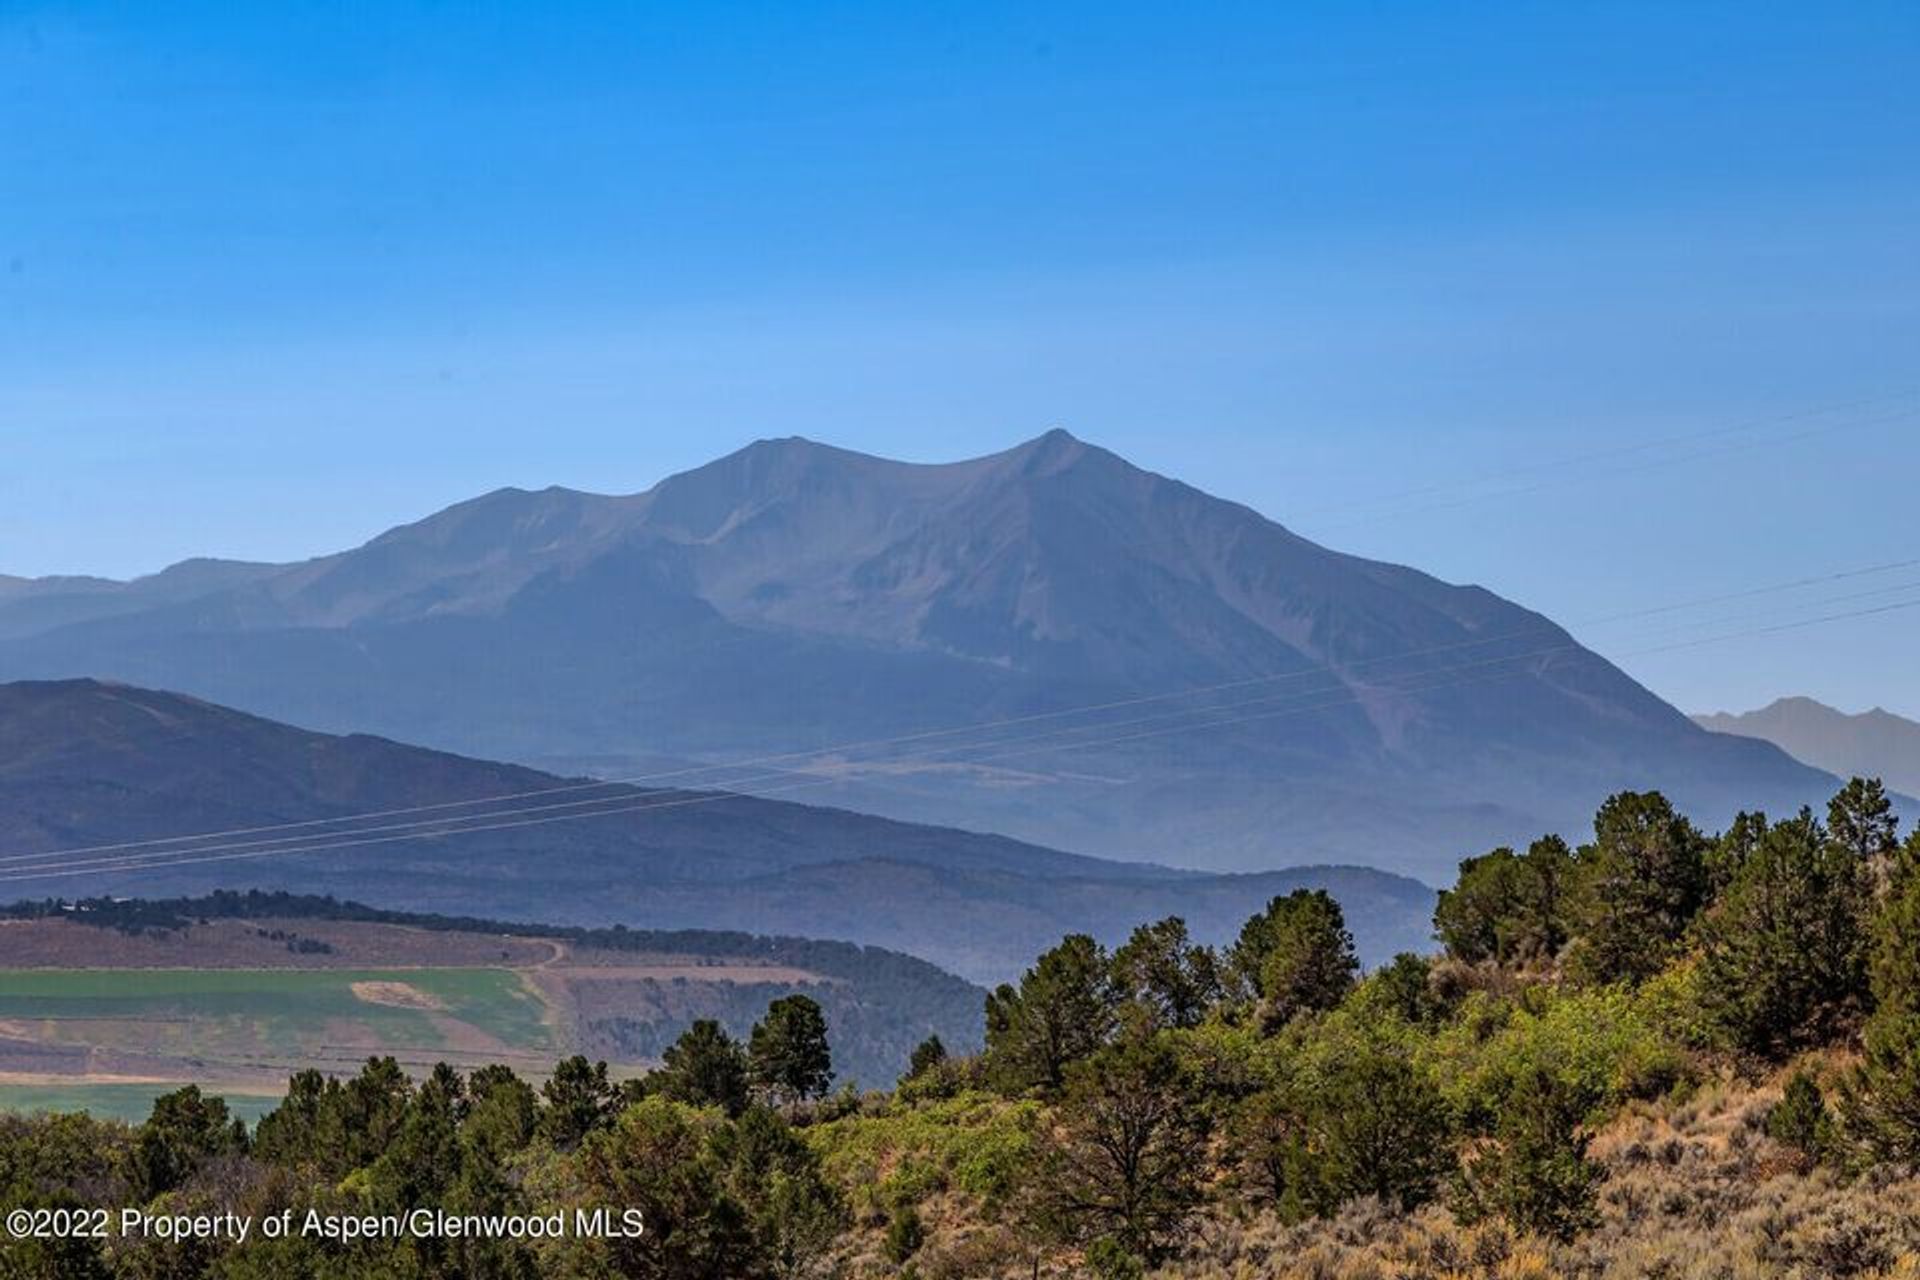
[4,778,1920,1276]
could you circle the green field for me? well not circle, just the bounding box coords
[0,967,556,1083]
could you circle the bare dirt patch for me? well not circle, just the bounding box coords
[349,980,446,1011]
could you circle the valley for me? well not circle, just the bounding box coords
[0,678,1439,983]
[0,904,984,1112]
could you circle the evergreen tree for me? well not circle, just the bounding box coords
[1030,1032,1211,1263]
[464,1064,540,1164]
[984,933,1117,1093]
[1567,791,1709,985]
[1230,890,1357,1029]
[1362,952,1449,1027]
[1111,916,1224,1030]
[1872,827,1920,1014]
[371,1061,466,1210]
[907,1034,948,1079]
[1695,810,1870,1058]
[749,995,834,1107]
[883,1204,925,1265]
[1227,1087,1313,1219]
[333,1056,415,1172]
[540,1054,620,1147]
[252,1068,335,1170]
[1842,827,1920,1165]
[1306,1042,1454,1212]
[131,1085,247,1200]
[1829,776,1900,878]
[1768,1068,1835,1167]
[712,1105,846,1278]
[577,1099,759,1279]
[1434,836,1576,966]
[656,1020,752,1117]
[1453,1066,1602,1240]
[1707,810,1770,899]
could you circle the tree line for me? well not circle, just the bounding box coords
[3,778,1918,1278]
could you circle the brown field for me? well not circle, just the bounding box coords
[349,979,448,1010]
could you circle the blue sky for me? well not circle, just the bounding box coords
[2,2,1916,715]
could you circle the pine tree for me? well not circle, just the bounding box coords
[1842,827,1920,1165]
[1871,826,1920,1009]
[541,1054,621,1146]
[748,994,833,1107]
[1308,1043,1454,1212]
[131,1085,247,1200]
[1567,791,1708,985]
[1454,1066,1602,1240]
[1767,1068,1834,1167]
[906,1034,948,1079]
[985,933,1116,1093]
[1434,836,1576,966]
[1029,1032,1211,1263]
[1111,916,1224,1030]
[1230,890,1357,1029]
[1829,776,1900,882]
[655,1020,752,1116]
[1695,810,1870,1058]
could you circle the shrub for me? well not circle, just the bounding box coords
[884,1203,926,1263]
[1452,1067,1603,1240]
[1425,984,1690,1134]
[807,1092,1041,1220]
[1768,1067,1835,1167]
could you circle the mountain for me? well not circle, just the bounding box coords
[0,432,1835,880]
[0,679,1435,982]
[1694,697,1920,798]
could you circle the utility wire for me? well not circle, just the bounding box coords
[4,551,1914,868]
[4,589,1914,887]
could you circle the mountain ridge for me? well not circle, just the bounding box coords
[1693,696,1920,798]
[0,678,1437,982]
[0,432,1836,880]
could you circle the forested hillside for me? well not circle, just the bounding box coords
[0,678,1436,981]
[5,778,1919,1277]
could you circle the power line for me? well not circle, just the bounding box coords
[4,549,1914,870]
[4,588,1914,888]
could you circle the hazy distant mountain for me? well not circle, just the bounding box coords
[0,679,1435,982]
[1694,697,1920,798]
[0,432,1834,880]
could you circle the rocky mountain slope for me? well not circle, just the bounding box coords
[0,432,1833,879]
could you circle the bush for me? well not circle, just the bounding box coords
[806,1092,1041,1220]
[884,1203,926,1264]
[1767,1067,1834,1166]
[1452,1067,1602,1240]
[1424,984,1691,1133]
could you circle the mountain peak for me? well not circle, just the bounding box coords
[991,426,1122,483]
[1693,697,1920,797]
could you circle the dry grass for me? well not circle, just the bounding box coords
[817,1067,1920,1278]
[1146,1068,1920,1280]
